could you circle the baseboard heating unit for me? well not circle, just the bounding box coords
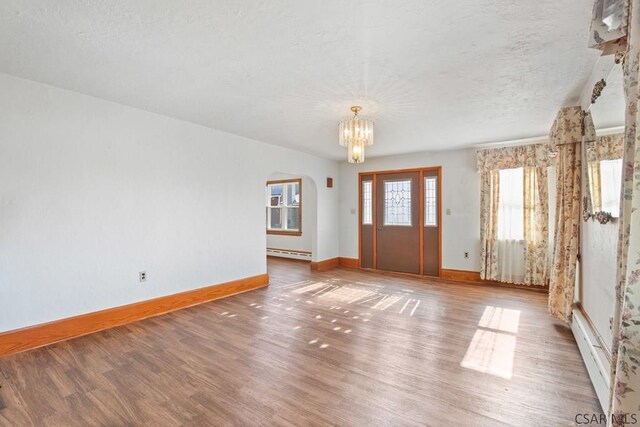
[267,247,312,261]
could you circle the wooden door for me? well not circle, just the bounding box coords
[375,171,421,274]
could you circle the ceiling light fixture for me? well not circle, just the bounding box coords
[339,106,374,163]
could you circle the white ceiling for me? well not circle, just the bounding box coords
[591,63,626,130]
[0,1,600,160]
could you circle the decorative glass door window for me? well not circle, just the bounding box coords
[362,181,373,225]
[266,179,301,235]
[384,180,412,226]
[424,176,437,226]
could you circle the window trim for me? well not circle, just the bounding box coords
[266,178,302,236]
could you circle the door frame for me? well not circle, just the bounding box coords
[358,166,442,278]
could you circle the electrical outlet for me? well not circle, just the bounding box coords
[139,271,147,282]
[464,252,469,259]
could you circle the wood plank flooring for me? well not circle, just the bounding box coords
[0,258,600,426]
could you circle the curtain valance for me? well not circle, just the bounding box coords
[476,143,553,172]
[549,106,583,147]
[585,133,625,162]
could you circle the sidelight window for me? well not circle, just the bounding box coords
[424,176,438,226]
[362,181,373,225]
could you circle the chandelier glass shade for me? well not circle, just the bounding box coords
[339,106,374,163]
[347,138,366,164]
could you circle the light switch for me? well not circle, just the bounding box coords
[446,208,451,215]
[350,208,356,215]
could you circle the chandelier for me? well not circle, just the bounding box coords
[339,106,374,163]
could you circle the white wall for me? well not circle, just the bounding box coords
[339,149,481,271]
[266,173,316,254]
[0,73,339,332]
[576,56,619,348]
[579,139,617,350]
[580,220,617,348]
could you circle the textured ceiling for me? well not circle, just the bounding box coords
[591,64,625,130]
[0,1,600,160]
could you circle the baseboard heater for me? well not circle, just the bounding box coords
[267,247,312,261]
[572,307,611,412]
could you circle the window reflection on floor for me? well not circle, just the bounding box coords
[461,306,520,379]
[478,306,521,334]
[283,279,422,316]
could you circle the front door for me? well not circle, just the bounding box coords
[375,171,421,274]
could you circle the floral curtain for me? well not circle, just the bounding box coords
[608,0,640,420]
[480,170,500,281]
[548,106,583,322]
[524,167,549,285]
[476,143,554,171]
[586,133,625,162]
[478,143,551,285]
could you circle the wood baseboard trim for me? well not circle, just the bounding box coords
[441,269,548,293]
[338,257,359,269]
[0,273,269,357]
[441,268,481,282]
[309,257,359,271]
[310,257,340,272]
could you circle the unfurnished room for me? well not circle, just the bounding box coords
[1,1,640,426]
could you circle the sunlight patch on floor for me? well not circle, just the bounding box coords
[460,306,520,379]
[292,282,327,294]
[461,329,516,379]
[478,306,521,334]
[318,286,373,303]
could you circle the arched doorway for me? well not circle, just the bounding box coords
[265,172,318,263]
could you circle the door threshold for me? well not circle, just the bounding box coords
[359,267,441,280]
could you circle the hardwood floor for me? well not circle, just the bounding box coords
[0,257,599,426]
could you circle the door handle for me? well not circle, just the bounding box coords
[377,227,384,231]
